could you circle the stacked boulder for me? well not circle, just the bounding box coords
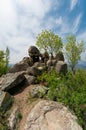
[0,45,67,94]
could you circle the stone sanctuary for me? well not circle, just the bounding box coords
[0,46,82,130]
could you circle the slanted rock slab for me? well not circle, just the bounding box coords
[24,100,82,130]
[1,72,25,91]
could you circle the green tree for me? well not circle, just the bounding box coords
[36,30,63,57]
[65,34,84,73]
[0,50,6,75]
[0,47,10,76]
[5,47,10,71]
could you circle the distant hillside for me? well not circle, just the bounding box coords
[76,61,86,69]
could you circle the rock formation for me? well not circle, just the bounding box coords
[24,100,82,130]
[0,45,82,130]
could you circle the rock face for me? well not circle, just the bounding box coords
[1,72,25,91]
[55,51,64,61]
[0,90,13,111]
[24,74,36,85]
[24,100,82,130]
[28,46,40,63]
[55,61,67,75]
[29,85,49,98]
[26,66,42,77]
[9,62,28,73]
[40,51,49,63]
[8,107,20,130]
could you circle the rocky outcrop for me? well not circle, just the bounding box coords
[24,100,82,130]
[1,72,25,92]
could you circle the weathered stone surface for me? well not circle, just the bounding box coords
[29,85,49,98]
[8,107,20,130]
[1,72,25,91]
[0,90,13,110]
[28,46,40,57]
[26,66,41,77]
[28,46,40,63]
[55,51,64,61]
[40,51,49,63]
[0,77,4,89]
[47,59,57,71]
[55,61,67,75]
[33,62,45,68]
[24,100,82,130]
[9,62,29,73]
[24,75,36,85]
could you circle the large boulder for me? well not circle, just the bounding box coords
[0,90,13,111]
[9,57,32,73]
[55,61,67,75]
[9,62,28,73]
[24,100,82,130]
[28,46,40,63]
[26,66,42,77]
[1,72,25,92]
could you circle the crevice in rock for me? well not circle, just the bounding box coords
[7,79,26,95]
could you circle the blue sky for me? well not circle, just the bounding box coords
[0,0,86,63]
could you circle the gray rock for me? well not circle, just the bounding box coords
[24,74,36,85]
[1,72,25,91]
[40,51,49,63]
[30,85,49,98]
[55,51,64,61]
[8,107,21,130]
[55,61,67,75]
[26,66,41,77]
[24,100,82,130]
[0,90,13,111]
[9,62,29,73]
[28,46,40,63]
[28,46,40,57]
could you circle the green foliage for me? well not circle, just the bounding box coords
[36,30,63,57]
[16,111,22,121]
[37,69,86,129]
[5,47,10,70]
[0,47,10,76]
[0,110,8,130]
[64,34,84,72]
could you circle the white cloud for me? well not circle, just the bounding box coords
[15,0,51,18]
[0,0,84,64]
[0,0,58,64]
[70,0,78,11]
[72,13,82,33]
[0,0,17,35]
